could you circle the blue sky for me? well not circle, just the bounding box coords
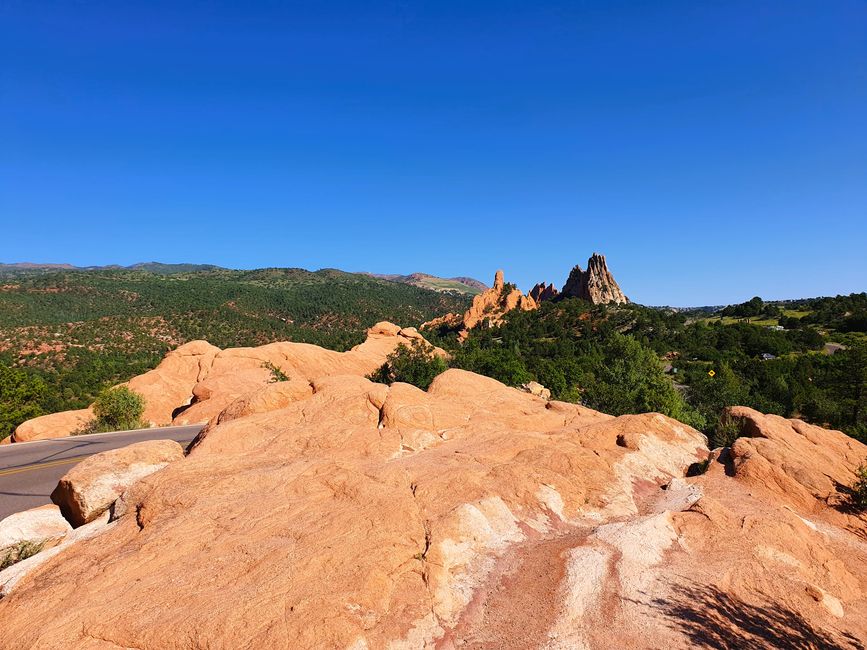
[1,1,865,306]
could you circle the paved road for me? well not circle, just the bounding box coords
[0,425,203,521]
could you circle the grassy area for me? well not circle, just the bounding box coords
[413,277,484,294]
[701,308,813,328]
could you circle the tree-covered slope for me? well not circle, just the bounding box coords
[0,267,470,438]
[425,294,867,445]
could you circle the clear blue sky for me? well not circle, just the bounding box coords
[1,1,865,306]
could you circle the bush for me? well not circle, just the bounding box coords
[709,413,745,449]
[368,340,448,390]
[89,386,146,432]
[452,345,533,387]
[0,540,44,571]
[263,361,289,383]
[851,463,867,510]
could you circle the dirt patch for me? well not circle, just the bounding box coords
[438,529,594,649]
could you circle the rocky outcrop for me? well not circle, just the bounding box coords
[528,281,559,303]
[424,270,538,340]
[11,408,94,443]
[50,439,185,527]
[0,506,71,559]
[725,406,867,513]
[0,512,110,599]
[12,322,441,441]
[463,270,538,330]
[126,340,221,426]
[521,380,551,400]
[0,349,865,647]
[561,253,628,304]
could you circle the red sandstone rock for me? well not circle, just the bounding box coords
[1,355,865,648]
[12,322,443,440]
[528,281,559,303]
[0,506,71,557]
[561,253,628,304]
[50,439,185,527]
[424,270,539,340]
[11,409,94,443]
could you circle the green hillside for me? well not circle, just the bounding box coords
[424,292,867,445]
[0,267,470,439]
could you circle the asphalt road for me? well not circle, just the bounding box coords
[0,425,203,521]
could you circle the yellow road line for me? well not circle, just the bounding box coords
[0,454,92,477]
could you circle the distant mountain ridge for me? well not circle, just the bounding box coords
[363,272,487,295]
[0,261,224,274]
[0,262,487,294]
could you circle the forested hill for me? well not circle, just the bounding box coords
[425,292,867,446]
[0,266,470,438]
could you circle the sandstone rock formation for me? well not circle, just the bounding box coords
[12,323,440,442]
[1,331,865,649]
[0,512,110,599]
[725,405,867,514]
[0,506,71,559]
[521,380,551,400]
[423,270,538,340]
[126,340,221,426]
[50,440,185,527]
[528,281,559,303]
[11,408,94,443]
[463,269,538,330]
[561,252,628,304]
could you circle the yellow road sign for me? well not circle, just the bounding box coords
[708,370,716,377]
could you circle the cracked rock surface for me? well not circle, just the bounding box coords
[0,327,865,648]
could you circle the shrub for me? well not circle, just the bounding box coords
[367,339,447,390]
[263,361,289,383]
[709,413,745,449]
[0,540,45,571]
[89,385,146,433]
[452,345,533,387]
[851,463,867,510]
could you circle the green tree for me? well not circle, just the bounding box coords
[90,386,146,432]
[0,364,47,441]
[452,345,534,387]
[579,333,701,427]
[368,339,448,390]
[829,342,867,441]
[686,362,750,446]
[851,462,867,510]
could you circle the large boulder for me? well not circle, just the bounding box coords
[0,512,111,599]
[126,340,222,426]
[0,368,715,647]
[13,323,442,440]
[211,378,314,426]
[11,408,94,442]
[50,439,184,527]
[0,505,71,561]
[725,405,867,512]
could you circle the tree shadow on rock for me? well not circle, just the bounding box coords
[646,583,863,650]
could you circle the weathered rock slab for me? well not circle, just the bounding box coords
[51,439,184,527]
[0,505,71,558]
